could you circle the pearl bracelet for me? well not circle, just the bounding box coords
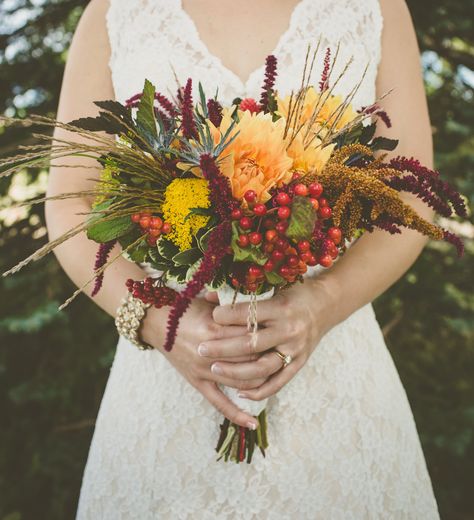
[115,293,154,351]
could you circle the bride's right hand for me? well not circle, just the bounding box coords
[141,298,261,430]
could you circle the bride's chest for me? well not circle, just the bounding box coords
[106,0,383,107]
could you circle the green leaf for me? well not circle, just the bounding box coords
[264,270,285,285]
[184,207,213,221]
[230,221,267,265]
[86,214,135,243]
[157,238,179,260]
[172,248,202,266]
[360,122,377,144]
[198,226,216,252]
[136,79,157,139]
[69,100,134,135]
[286,196,317,242]
[371,136,399,152]
[206,269,227,290]
[167,265,188,284]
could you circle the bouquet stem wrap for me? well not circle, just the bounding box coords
[214,285,274,463]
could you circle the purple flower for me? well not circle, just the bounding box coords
[319,47,331,92]
[91,240,116,296]
[259,55,278,112]
[181,78,198,140]
[163,221,231,351]
[207,99,223,127]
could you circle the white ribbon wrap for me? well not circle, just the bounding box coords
[216,284,274,417]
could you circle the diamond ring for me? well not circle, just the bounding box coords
[273,349,293,368]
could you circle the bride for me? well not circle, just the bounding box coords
[46,0,440,517]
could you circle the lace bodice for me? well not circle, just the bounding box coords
[107,0,383,108]
[76,2,440,518]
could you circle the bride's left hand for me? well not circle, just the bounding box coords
[201,279,334,400]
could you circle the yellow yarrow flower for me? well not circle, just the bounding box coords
[93,160,119,207]
[162,178,210,251]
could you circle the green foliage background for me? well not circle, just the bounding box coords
[0,1,473,518]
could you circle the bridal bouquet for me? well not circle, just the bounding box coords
[1,47,467,464]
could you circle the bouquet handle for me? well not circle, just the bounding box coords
[214,285,274,463]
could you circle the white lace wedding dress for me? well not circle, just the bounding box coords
[76,0,440,518]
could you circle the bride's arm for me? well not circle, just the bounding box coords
[200,0,436,398]
[45,0,260,429]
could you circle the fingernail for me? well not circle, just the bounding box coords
[247,421,258,430]
[211,363,222,375]
[238,392,248,399]
[198,344,208,356]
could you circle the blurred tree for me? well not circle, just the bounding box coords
[0,0,472,519]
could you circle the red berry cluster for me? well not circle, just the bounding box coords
[126,277,177,308]
[231,184,343,292]
[131,212,172,246]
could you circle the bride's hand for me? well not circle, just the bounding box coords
[201,279,333,400]
[141,298,264,429]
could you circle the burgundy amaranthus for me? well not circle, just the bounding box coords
[319,47,331,92]
[199,154,239,219]
[125,92,178,117]
[181,78,198,139]
[163,221,232,351]
[387,157,467,218]
[207,99,223,127]
[259,55,278,112]
[361,103,392,128]
[91,240,116,297]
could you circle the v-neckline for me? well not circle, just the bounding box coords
[177,0,307,90]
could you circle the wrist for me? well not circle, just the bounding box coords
[140,306,166,352]
[307,270,342,337]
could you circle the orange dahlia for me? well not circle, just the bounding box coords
[210,110,293,202]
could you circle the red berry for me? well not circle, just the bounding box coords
[248,265,263,278]
[318,206,332,219]
[231,277,240,288]
[231,208,243,220]
[323,238,335,251]
[271,250,285,262]
[294,183,309,197]
[308,182,323,198]
[327,227,342,244]
[240,98,260,113]
[277,206,291,220]
[247,282,258,292]
[319,197,328,207]
[275,237,288,251]
[265,229,277,243]
[275,220,289,235]
[297,240,310,253]
[253,203,267,216]
[131,213,141,223]
[309,198,319,210]
[307,254,318,266]
[239,216,252,230]
[263,260,275,272]
[147,235,157,246]
[162,222,171,234]
[150,216,163,229]
[287,255,299,267]
[329,246,339,259]
[238,234,249,247]
[292,172,302,181]
[263,243,274,254]
[319,255,333,268]
[279,266,291,278]
[244,190,257,204]
[148,228,161,238]
[139,216,151,229]
[276,192,291,206]
[299,251,313,263]
[248,232,262,245]
[263,217,275,229]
